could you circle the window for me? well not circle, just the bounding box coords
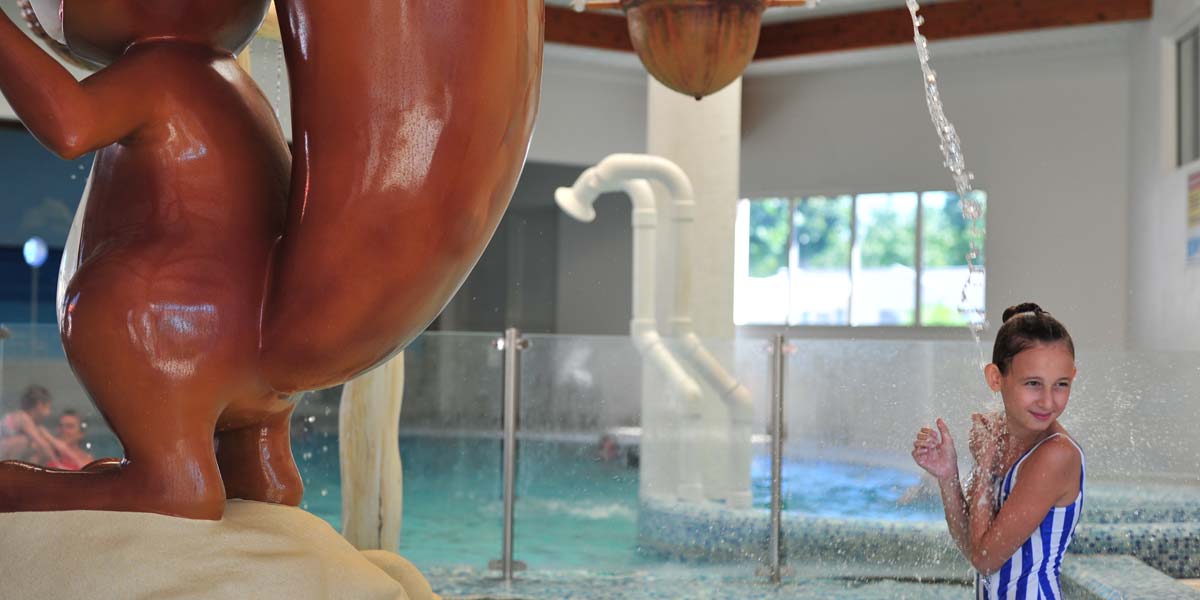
[734,191,986,327]
[1181,26,1199,167]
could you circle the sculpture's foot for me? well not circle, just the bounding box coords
[216,406,304,505]
[0,455,226,519]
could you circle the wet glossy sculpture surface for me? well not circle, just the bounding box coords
[0,0,543,519]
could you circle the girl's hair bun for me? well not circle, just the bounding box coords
[1002,302,1045,323]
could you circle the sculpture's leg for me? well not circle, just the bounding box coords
[216,406,303,505]
[0,410,226,519]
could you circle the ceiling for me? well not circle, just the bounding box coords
[543,0,1152,63]
[542,0,928,24]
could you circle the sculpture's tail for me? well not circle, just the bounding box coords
[261,0,543,393]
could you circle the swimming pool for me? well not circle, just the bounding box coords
[292,432,941,571]
[289,430,1200,588]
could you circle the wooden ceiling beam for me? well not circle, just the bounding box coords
[755,0,1152,60]
[546,6,634,52]
[545,0,1152,60]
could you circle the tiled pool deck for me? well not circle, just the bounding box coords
[418,479,1200,599]
[428,568,972,599]
[1063,556,1200,599]
[639,481,1200,579]
[428,558,1200,600]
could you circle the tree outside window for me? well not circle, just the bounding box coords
[734,191,986,327]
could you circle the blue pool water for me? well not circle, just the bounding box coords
[81,428,940,570]
[291,433,941,571]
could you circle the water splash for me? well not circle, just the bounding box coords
[906,0,989,369]
[274,42,285,120]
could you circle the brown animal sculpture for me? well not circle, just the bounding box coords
[0,0,543,520]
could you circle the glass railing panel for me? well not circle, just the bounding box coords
[779,338,979,583]
[639,334,772,566]
[512,333,644,570]
[392,332,506,571]
[779,339,1200,587]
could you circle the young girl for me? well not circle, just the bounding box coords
[913,303,1084,599]
[0,386,59,463]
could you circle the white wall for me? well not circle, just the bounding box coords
[528,46,647,165]
[1128,0,1200,351]
[741,26,1135,350]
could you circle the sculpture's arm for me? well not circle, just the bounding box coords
[0,15,149,159]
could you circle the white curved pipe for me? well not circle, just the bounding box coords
[560,154,754,423]
[558,154,757,506]
[558,153,695,210]
[556,175,704,501]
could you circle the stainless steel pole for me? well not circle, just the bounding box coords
[0,325,8,404]
[768,334,785,583]
[500,327,524,581]
[30,267,38,351]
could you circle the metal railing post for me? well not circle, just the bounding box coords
[0,325,8,403]
[490,327,528,580]
[757,334,792,583]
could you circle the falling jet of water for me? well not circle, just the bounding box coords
[906,0,989,370]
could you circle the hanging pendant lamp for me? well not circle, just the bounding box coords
[575,0,809,100]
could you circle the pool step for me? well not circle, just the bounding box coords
[1063,555,1200,599]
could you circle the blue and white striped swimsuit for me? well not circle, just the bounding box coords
[976,433,1085,600]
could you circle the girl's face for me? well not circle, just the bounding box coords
[986,342,1077,435]
[33,400,53,421]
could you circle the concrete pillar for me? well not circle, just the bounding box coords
[644,76,746,506]
[646,76,741,340]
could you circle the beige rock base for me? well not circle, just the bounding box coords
[0,499,440,600]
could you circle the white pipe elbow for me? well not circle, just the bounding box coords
[679,333,755,423]
[635,329,703,417]
[593,153,695,207]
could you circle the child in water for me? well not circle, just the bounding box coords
[912,303,1084,599]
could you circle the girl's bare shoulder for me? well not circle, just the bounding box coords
[1025,434,1083,481]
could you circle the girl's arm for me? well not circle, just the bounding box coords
[966,436,1081,575]
[934,470,972,559]
[37,426,74,459]
[914,419,973,558]
[0,14,150,158]
[13,415,58,461]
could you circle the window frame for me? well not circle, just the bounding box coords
[734,191,984,338]
[1178,26,1200,168]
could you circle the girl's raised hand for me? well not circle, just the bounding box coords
[969,412,1004,474]
[912,418,958,481]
